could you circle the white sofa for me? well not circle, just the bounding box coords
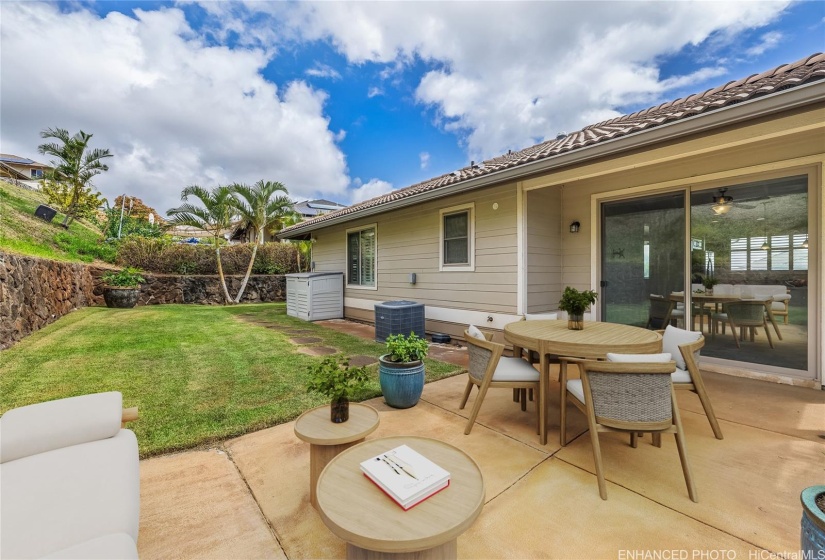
[0,392,140,559]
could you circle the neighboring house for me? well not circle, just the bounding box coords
[294,199,348,220]
[0,153,52,188]
[279,53,825,388]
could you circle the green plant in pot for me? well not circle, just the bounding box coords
[558,286,598,330]
[378,333,429,409]
[101,267,145,309]
[701,275,719,294]
[306,356,370,423]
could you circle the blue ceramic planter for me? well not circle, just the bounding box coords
[801,485,825,555]
[378,356,425,409]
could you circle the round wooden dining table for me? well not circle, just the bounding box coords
[503,319,662,445]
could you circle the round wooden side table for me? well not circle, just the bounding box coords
[316,436,485,560]
[294,403,380,509]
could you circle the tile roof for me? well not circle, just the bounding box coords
[280,53,825,236]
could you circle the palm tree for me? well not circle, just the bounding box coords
[279,209,311,272]
[166,185,237,304]
[38,128,112,227]
[229,180,294,303]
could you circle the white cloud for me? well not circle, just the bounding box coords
[419,152,430,170]
[349,178,394,204]
[279,1,791,159]
[367,86,384,98]
[745,31,784,57]
[0,2,350,215]
[306,63,342,80]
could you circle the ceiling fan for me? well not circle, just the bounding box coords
[710,188,757,215]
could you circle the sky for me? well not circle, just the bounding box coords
[1,1,823,216]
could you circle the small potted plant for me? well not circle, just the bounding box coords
[558,286,598,330]
[101,267,145,309]
[306,356,370,423]
[378,333,429,409]
[702,275,719,295]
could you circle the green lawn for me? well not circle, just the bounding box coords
[0,303,463,457]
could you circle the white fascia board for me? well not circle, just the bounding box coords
[280,81,825,239]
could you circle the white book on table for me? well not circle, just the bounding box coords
[359,444,450,510]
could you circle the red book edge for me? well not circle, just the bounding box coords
[362,472,450,511]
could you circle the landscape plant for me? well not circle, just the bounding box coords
[228,180,295,302]
[384,333,429,363]
[166,185,237,303]
[101,267,145,288]
[38,127,112,228]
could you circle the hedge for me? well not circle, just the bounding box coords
[116,237,301,275]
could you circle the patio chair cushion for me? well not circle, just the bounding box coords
[606,352,672,363]
[524,313,558,320]
[672,367,692,384]
[662,326,702,370]
[493,357,540,382]
[467,324,485,340]
[566,379,585,404]
[0,392,123,463]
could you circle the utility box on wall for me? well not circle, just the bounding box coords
[374,300,425,342]
[285,272,344,321]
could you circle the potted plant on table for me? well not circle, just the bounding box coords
[558,286,598,330]
[701,274,719,295]
[306,356,370,423]
[378,333,429,409]
[101,267,145,309]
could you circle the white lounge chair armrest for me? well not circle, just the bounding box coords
[1,392,124,463]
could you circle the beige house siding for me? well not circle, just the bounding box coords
[313,182,520,320]
[525,187,561,313]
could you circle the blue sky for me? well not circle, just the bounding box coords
[1,1,823,214]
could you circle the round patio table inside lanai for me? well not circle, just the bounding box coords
[504,319,663,445]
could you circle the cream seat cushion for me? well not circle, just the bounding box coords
[661,325,702,370]
[493,357,540,382]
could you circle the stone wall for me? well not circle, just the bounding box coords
[0,252,286,349]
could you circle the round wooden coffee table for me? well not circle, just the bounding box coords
[294,403,380,509]
[316,436,485,560]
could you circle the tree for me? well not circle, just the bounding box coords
[166,185,237,304]
[112,195,163,224]
[279,209,311,272]
[229,180,294,303]
[40,175,106,223]
[38,128,112,227]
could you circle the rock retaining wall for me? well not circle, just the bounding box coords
[0,252,286,349]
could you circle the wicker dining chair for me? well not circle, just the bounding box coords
[461,328,541,435]
[724,300,774,349]
[646,295,675,330]
[560,357,698,502]
[658,326,723,440]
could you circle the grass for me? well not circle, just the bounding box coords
[0,180,115,263]
[0,303,463,457]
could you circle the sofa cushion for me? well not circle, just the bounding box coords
[0,392,123,463]
[41,533,138,560]
[0,430,140,559]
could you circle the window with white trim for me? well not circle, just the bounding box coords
[347,226,376,287]
[439,203,474,271]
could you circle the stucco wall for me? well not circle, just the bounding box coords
[0,252,286,349]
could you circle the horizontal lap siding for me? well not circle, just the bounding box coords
[314,182,519,315]
[526,188,562,313]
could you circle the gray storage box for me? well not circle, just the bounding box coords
[374,300,425,342]
[285,272,344,321]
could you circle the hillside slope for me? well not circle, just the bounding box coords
[0,180,115,264]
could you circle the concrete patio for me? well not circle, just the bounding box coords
[136,321,825,559]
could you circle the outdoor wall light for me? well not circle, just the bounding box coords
[569,221,580,233]
[409,272,417,285]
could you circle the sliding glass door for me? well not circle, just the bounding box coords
[601,193,685,326]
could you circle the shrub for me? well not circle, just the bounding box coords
[54,232,117,263]
[102,267,145,287]
[115,238,300,275]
